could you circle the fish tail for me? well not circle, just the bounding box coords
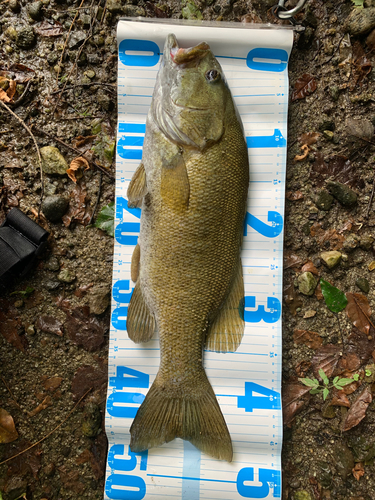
[130,374,233,462]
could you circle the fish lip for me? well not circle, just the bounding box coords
[171,99,210,111]
[166,33,179,61]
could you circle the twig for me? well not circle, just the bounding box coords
[0,388,92,466]
[1,376,23,413]
[366,174,375,219]
[9,80,32,108]
[89,171,103,225]
[33,125,114,180]
[51,83,116,95]
[0,100,44,216]
[58,115,104,120]
[100,0,108,24]
[56,0,85,85]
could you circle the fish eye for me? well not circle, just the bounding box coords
[205,69,220,82]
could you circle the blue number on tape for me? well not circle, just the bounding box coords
[237,382,281,412]
[119,39,160,67]
[109,366,149,390]
[237,468,281,498]
[112,281,134,330]
[108,444,148,472]
[107,391,145,418]
[246,48,288,73]
[246,129,286,149]
[244,211,283,238]
[105,473,146,500]
[117,124,146,160]
[244,296,281,324]
[115,197,141,246]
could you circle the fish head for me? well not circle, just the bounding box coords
[153,34,229,150]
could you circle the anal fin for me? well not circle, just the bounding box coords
[127,162,147,208]
[127,282,156,343]
[205,259,245,353]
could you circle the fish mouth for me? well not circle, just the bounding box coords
[171,98,210,111]
[166,33,210,66]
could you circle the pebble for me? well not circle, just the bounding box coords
[84,69,96,79]
[298,272,317,296]
[45,280,60,291]
[346,117,374,141]
[321,250,342,268]
[87,53,100,64]
[290,478,301,488]
[326,181,357,207]
[28,1,43,21]
[40,146,68,175]
[368,260,375,271]
[88,284,110,315]
[14,299,23,308]
[323,130,334,140]
[360,234,374,250]
[45,256,60,272]
[90,35,105,46]
[47,51,58,66]
[106,0,124,13]
[356,277,370,293]
[333,442,354,479]
[330,85,340,101]
[346,7,375,35]
[57,269,76,283]
[5,26,18,41]
[68,31,86,50]
[123,5,146,16]
[304,309,316,318]
[316,189,333,211]
[26,325,35,336]
[82,403,102,437]
[343,233,359,252]
[9,0,20,13]
[16,27,36,49]
[294,491,313,500]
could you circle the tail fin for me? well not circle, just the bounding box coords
[130,375,233,462]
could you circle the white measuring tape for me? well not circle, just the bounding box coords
[105,19,293,500]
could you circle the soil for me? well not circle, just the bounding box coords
[1,0,375,499]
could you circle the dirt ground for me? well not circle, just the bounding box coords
[1,0,375,499]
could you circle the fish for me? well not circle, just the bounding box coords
[126,33,249,462]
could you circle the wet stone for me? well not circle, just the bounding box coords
[360,234,374,250]
[45,257,60,272]
[298,272,317,296]
[45,280,60,291]
[321,250,342,268]
[323,130,334,140]
[58,269,76,283]
[42,196,68,222]
[316,189,333,211]
[333,442,354,479]
[346,6,375,35]
[40,146,68,175]
[9,0,20,13]
[327,181,357,207]
[84,69,96,79]
[5,26,17,41]
[88,284,110,315]
[68,31,86,50]
[356,277,370,293]
[289,479,301,489]
[47,51,59,66]
[28,1,43,21]
[294,491,313,500]
[343,234,360,252]
[16,26,36,49]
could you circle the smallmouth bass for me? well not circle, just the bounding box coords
[126,34,249,462]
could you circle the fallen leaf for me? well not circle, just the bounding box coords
[310,153,360,188]
[74,283,93,298]
[42,377,63,392]
[28,396,52,417]
[72,135,97,149]
[59,466,86,493]
[293,329,323,349]
[320,278,348,313]
[311,344,341,379]
[310,222,345,250]
[94,202,114,237]
[295,360,311,377]
[35,316,63,336]
[353,462,365,481]
[62,182,92,227]
[338,353,361,373]
[90,433,108,479]
[0,88,11,103]
[7,80,16,101]
[346,293,373,336]
[342,386,372,431]
[64,306,106,351]
[351,41,372,91]
[283,382,311,426]
[35,20,64,37]
[368,261,375,271]
[0,408,18,443]
[330,390,350,408]
[67,156,90,183]
[294,144,309,161]
[286,191,304,201]
[301,260,319,275]
[71,365,107,401]
[291,74,317,101]
[300,132,320,145]
[5,439,42,479]
[284,283,303,315]
[284,253,304,270]
[0,300,27,352]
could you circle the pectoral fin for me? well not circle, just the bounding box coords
[127,162,148,208]
[161,153,190,212]
[127,282,156,343]
[131,243,140,282]
[205,259,245,353]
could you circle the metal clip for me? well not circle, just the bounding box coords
[272,0,308,21]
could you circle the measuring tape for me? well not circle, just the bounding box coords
[105,19,293,500]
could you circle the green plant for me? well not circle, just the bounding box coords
[10,286,34,298]
[299,368,356,401]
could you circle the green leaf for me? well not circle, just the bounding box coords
[333,376,339,384]
[323,387,329,401]
[365,369,372,377]
[319,368,329,386]
[10,286,34,298]
[336,378,354,387]
[310,388,322,395]
[353,373,360,381]
[299,377,320,389]
[320,278,348,313]
[351,0,364,6]
[94,202,114,237]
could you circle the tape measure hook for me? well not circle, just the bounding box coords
[272,0,308,22]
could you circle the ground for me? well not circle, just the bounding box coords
[0,0,375,499]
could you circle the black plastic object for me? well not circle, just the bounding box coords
[0,208,49,290]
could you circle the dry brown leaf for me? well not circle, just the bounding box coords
[284,283,303,315]
[353,462,365,481]
[301,260,319,275]
[67,156,90,183]
[291,74,318,101]
[330,390,350,408]
[300,132,320,146]
[7,80,16,100]
[342,386,372,432]
[346,293,373,336]
[286,191,304,201]
[0,88,11,103]
[295,360,311,377]
[35,20,64,37]
[310,222,344,250]
[283,382,311,426]
[28,396,52,417]
[294,144,309,161]
[36,315,63,336]
[284,253,304,270]
[311,344,341,378]
[72,135,97,149]
[293,329,323,349]
[0,408,18,443]
[42,377,63,392]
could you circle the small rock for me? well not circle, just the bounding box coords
[58,269,76,283]
[9,0,20,13]
[16,27,36,49]
[360,234,374,250]
[357,277,370,293]
[298,272,317,296]
[322,403,336,418]
[84,69,96,79]
[26,325,35,336]
[88,284,110,315]
[28,1,43,21]
[40,146,68,175]
[343,233,360,252]
[80,13,91,26]
[316,189,333,211]
[47,51,59,66]
[68,31,86,50]
[45,256,60,271]
[42,462,55,477]
[5,26,18,41]
[123,5,146,16]
[82,403,102,437]
[346,7,375,36]
[4,45,13,54]
[368,260,375,271]
[106,0,124,13]
[333,442,354,479]
[87,53,100,64]
[97,91,114,111]
[90,35,105,46]
[294,491,313,500]
[321,250,342,268]
[319,119,335,132]
[304,309,316,318]
[14,299,23,308]
[289,478,301,489]
[330,85,340,101]
[326,181,357,207]
[45,280,60,291]
[44,181,57,196]
[323,130,334,140]
[317,461,332,488]
[346,117,374,141]
[42,195,68,222]
[81,75,92,85]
